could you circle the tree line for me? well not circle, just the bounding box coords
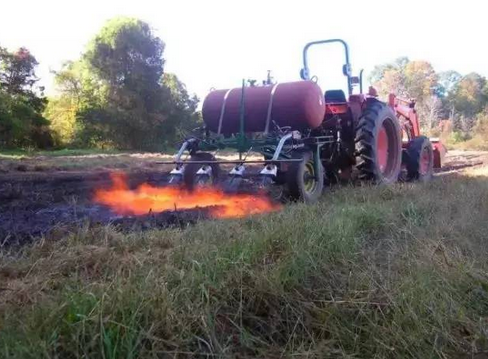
[1,18,487,151]
[370,58,488,145]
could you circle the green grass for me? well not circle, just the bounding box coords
[1,168,488,358]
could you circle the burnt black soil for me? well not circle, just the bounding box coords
[0,170,215,247]
[0,167,267,247]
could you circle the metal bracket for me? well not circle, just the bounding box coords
[229,164,246,176]
[196,165,212,176]
[170,166,184,175]
[168,165,185,184]
[260,164,278,177]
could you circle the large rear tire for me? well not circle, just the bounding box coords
[355,99,402,184]
[183,152,220,190]
[406,136,434,182]
[286,150,324,203]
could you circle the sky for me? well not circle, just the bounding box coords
[0,0,487,102]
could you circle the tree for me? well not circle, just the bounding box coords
[375,68,407,98]
[371,58,438,101]
[436,70,462,98]
[47,17,200,150]
[0,47,40,94]
[0,46,51,148]
[435,71,463,120]
[45,60,102,146]
[78,17,168,149]
[160,73,200,145]
[447,73,488,132]
[403,61,438,102]
[85,18,164,94]
[422,95,442,130]
[473,108,488,138]
[369,57,409,85]
[43,95,79,146]
[450,73,487,118]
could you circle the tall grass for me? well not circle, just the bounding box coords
[1,168,488,358]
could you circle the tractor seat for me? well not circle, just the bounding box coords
[325,89,347,103]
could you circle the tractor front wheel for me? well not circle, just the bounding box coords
[355,99,402,184]
[286,151,324,203]
[406,136,434,182]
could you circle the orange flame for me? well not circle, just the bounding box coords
[94,172,281,219]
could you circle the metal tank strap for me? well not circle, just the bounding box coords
[217,89,233,135]
[264,83,280,134]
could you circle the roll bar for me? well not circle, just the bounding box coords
[300,39,353,96]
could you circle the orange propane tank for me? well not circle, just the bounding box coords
[202,81,325,134]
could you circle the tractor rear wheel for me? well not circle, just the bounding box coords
[406,136,434,182]
[355,99,402,184]
[286,150,324,203]
[183,152,220,190]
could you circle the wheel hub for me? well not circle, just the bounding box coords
[376,126,389,173]
[303,162,317,193]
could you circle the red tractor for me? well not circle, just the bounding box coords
[166,39,446,202]
[299,39,445,185]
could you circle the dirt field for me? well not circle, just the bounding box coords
[1,150,487,246]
